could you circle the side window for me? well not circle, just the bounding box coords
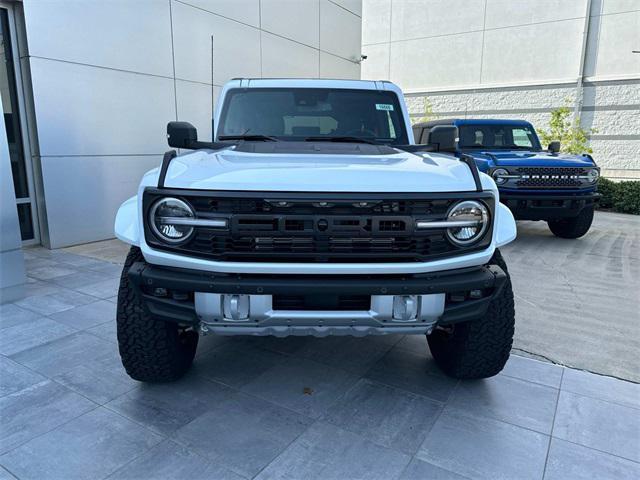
[411,126,431,144]
[512,128,534,147]
[412,126,423,143]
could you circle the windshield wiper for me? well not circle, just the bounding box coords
[502,145,536,150]
[218,134,279,142]
[304,136,378,145]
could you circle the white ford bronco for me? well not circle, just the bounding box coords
[114,78,517,382]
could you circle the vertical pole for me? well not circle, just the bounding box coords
[574,0,593,122]
[211,35,216,142]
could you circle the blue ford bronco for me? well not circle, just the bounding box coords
[412,119,600,239]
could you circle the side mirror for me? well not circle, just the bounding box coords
[548,141,560,153]
[428,125,458,152]
[167,121,198,148]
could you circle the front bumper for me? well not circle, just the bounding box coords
[127,262,507,337]
[500,192,600,220]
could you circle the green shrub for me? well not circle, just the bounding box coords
[538,103,596,154]
[597,178,640,215]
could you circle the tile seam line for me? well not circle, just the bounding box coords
[234,373,360,420]
[558,387,640,412]
[248,418,323,479]
[412,400,464,477]
[249,419,411,480]
[58,284,116,303]
[12,287,107,315]
[358,371,453,404]
[590,8,640,17]
[154,387,318,478]
[69,406,168,480]
[364,12,639,47]
[101,397,186,439]
[560,362,640,389]
[28,56,228,88]
[402,77,640,95]
[174,0,358,64]
[542,368,564,478]
[440,404,640,462]
[499,371,560,390]
[28,55,175,80]
[187,371,321,424]
[97,398,217,449]
[39,154,166,158]
[0,246,24,254]
[0,359,50,401]
[0,403,102,458]
[551,436,640,465]
[29,52,356,83]
[409,105,640,115]
[174,77,223,87]
[0,464,20,480]
[444,404,554,438]
[319,411,433,459]
[101,439,174,480]
[326,0,361,18]
[2,329,81,360]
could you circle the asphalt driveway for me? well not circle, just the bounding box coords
[502,211,640,382]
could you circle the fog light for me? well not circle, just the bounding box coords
[393,295,418,321]
[153,287,168,297]
[469,289,483,299]
[223,294,250,321]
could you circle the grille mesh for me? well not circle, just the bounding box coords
[512,167,589,189]
[145,193,493,263]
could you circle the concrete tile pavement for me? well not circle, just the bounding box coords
[54,210,640,382]
[0,245,638,479]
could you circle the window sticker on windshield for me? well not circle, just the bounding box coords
[375,103,394,111]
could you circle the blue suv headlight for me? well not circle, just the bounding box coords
[491,168,509,185]
[585,168,599,183]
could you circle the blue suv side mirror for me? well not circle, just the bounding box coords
[548,141,560,154]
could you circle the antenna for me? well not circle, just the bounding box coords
[211,35,215,142]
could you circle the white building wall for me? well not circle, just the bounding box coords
[21,0,362,248]
[362,0,640,180]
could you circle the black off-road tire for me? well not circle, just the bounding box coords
[547,206,594,239]
[116,247,198,382]
[427,249,515,379]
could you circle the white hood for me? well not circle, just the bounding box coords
[162,147,478,193]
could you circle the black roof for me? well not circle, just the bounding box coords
[412,119,456,129]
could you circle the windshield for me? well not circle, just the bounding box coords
[459,124,541,150]
[217,88,409,145]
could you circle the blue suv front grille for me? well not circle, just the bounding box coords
[505,167,592,189]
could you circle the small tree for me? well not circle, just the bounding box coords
[412,97,435,124]
[538,103,596,154]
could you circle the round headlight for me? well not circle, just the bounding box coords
[491,168,509,185]
[446,200,489,246]
[586,168,599,183]
[149,197,195,243]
